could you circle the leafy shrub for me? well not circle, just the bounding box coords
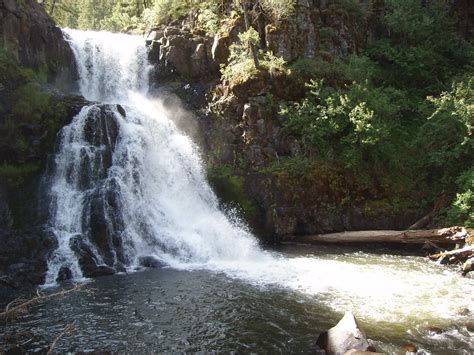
[221,28,287,85]
[280,78,413,182]
[367,0,472,96]
[446,169,474,228]
[259,0,296,22]
[417,79,473,171]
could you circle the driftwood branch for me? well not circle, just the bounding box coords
[0,284,83,321]
[429,245,474,260]
[407,194,449,230]
[47,321,76,355]
[293,227,467,245]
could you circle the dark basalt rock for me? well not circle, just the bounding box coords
[69,235,116,278]
[0,0,77,86]
[85,265,116,278]
[138,256,164,269]
[0,0,82,289]
[56,266,73,282]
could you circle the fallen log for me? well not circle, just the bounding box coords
[293,227,467,245]
[429,245,474,260]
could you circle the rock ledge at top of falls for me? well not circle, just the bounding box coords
[146,26,221,82]
[0,0,76,84]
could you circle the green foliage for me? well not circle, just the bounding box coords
[259,0,296,22]
[416,78,473,228]
[289,55,379,88]
[196,1,222,34]
[367,0,473,96]
[281,79,410,177]
[221,28,287,85]
[418,79,474,171]
[446,169,474,228]
[207,164,257,219]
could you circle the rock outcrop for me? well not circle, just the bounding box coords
[0,0,79,289]
[316,312,373,355]
[0,0,76,85]
[147,26,220,82]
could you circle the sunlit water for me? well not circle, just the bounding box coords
[30,29,474,353]
[2,246,473,353]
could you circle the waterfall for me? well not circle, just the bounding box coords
[44,29,264,285]
[43,30,473,327]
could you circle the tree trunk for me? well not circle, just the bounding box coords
[243,2,260,70]
[288,227,467,245]
[407,194,449,230]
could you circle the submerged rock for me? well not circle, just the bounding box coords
[86,265,116,278]
[316,312,372,355]
[138,256,163,268]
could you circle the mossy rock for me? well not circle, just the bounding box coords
[207,164,257,221]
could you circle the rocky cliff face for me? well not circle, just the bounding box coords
[148,0,472,242]
[0,0,79,289]
[0,0,76,83]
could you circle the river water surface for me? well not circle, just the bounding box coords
[3,245,473,353]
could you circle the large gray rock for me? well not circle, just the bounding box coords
[316,312,372,355]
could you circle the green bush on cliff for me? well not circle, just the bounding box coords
[222,28,288,85]
[259,0,296,22]
[446,169,474,228]
[281,79,411,178]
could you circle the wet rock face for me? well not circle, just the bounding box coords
[69,235,116,278]
[73,105,127,275]
[0,0,76,85]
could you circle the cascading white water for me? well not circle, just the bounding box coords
[45,29,265,285]
[45,30,473,335]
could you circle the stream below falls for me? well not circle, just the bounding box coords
[2,244,473,353]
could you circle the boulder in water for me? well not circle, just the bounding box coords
[465,322,474,332]
[138,256,163,268]
[69,235,115,278]
[56,266,73,282]
[86,265,116,278]
[425,326,445,335]
[316,312,372,355]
